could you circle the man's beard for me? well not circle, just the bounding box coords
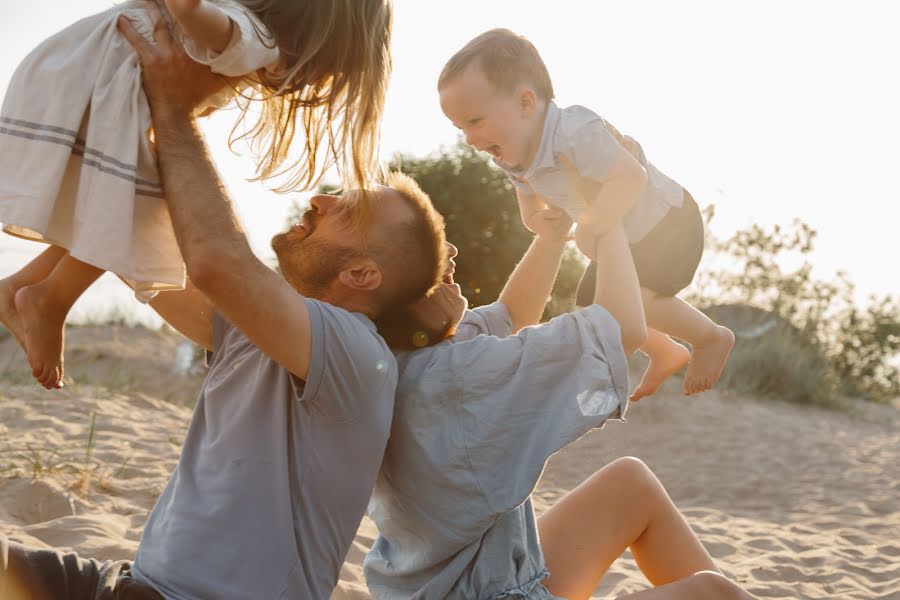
[271,233,362,299]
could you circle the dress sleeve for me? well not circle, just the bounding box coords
[180,1,280,76]
[447,305,631,517]
[452,302,513,342]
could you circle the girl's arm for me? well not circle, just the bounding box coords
[164,0,234,53]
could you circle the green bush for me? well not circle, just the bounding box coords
[690,215,899,405]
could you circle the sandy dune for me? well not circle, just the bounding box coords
[0,328,897,599]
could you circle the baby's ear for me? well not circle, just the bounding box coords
[519,86,538,116]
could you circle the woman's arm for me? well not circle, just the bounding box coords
[164,0,234,53]
[498,229,568,333]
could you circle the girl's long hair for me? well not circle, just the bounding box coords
[233,0,393,215]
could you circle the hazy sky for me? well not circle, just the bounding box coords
[1,0,898,325]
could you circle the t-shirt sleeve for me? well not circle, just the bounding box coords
[180,1,280,76]
[447,305,630,516]
[452,302,513,342]
[294,299,397,422]
[205,311,233,366]
[567,117,628,184]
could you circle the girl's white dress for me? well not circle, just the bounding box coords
[0,0,278,298]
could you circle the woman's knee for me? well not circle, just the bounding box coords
[603,457,661,494]
[689,571,752,599]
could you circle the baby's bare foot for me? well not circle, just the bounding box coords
[14,285,65,389]
[684,326,735,395]
[0,277,26,350]
[630,339,690,402]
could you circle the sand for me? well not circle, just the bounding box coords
[1,327,898,599]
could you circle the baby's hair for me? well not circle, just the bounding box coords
[231,0,393,215]
[438,28,554,102]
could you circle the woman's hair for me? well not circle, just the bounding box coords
[375,306,455,351]
[232,0,393,209]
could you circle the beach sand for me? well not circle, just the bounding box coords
[1,327,897,599]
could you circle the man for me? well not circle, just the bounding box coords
[0,13,446,600]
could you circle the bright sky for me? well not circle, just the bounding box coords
[1,0,898,326]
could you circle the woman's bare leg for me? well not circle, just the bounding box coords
[15,255,103,389]
[538,457,717,600]
[616,571,758,600]
[0,245,67,347]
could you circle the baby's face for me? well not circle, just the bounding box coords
[439,63,536,169]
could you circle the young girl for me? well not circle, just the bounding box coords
[0,0,393,389]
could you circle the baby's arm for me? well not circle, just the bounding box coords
[577,147,646,240]
[165,0,234,53]
[516,188,548,234]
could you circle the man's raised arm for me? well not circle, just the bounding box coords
[117,11,315,379]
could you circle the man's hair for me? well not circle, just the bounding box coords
[370,172,447,312]
[438,28,554,102]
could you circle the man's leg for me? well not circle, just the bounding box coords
[537,457,722,600]
[0,534,161,600]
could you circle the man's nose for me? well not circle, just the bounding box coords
[309,194,339,213]
[446,242,459,258]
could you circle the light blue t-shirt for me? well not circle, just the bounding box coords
[364,302,629,599]
[132,299,397,600]
[498,102,685,243]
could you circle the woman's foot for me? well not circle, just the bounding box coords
[630,339,690,402]
[683,326,735,395]
[14,284,66,389]
[0,277,26,349]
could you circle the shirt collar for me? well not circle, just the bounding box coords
[496,101,561,177]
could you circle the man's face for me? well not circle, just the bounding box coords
[271,192,364,297]
[440,63,534,169]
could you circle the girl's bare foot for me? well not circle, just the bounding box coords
[14,284,65,389]
[683,326,735,395]
[630,339,690,402]
[0,277,26,349]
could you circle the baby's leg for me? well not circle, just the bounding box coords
[0,245,67,348]
[642,292,734,395]
[538,457,719,600]
[15,255,103,389]
[630,325,690,402]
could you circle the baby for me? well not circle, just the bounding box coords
[438,28,734,399]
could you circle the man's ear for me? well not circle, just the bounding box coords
[338,257,383,291]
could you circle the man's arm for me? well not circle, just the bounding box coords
[147,280,214,350]
[119,15,315,379]
[499,205,571,332]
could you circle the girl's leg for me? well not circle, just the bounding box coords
[0,245,67,347]
[15,255,103,389]
[615,571,758,600]
[538,457,717,600]
[641,292,735,395]
[629,325,691,402]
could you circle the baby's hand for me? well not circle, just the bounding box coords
[523,203,573,244]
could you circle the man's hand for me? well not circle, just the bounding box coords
[117,4,231,115]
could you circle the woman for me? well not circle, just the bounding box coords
[367,164,756,600]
